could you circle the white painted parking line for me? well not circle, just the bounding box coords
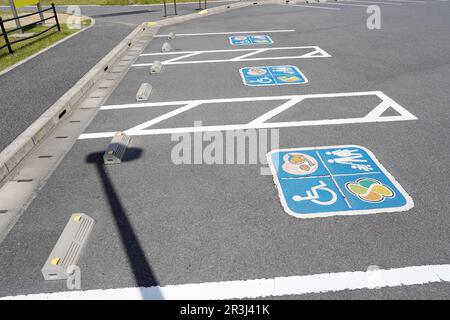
[153,30,296,38]
[342,0,402,5]
[134,46,331,66]
[2,264,449,300]
[289,4,342,10]
[78,91,417,140]
[127,102,203,132]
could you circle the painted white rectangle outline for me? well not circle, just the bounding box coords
[133,46,331,67]
[239,65,308,87]
[78,91,418,140]
[229,35,274,46]
[1,264,448,300]
[267,145,414,219]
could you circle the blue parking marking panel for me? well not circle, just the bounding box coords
[240,65,308,87]
[267,145,414,219]
[229,35,274,45]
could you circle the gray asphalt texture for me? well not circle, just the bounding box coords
[1,1,450,299]
[0,2,232,152]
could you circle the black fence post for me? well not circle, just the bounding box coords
[204,0,207,9]
[163,0,167,17]
[174,0,177,15]
[0,17,13,54]
[52,3,61,32]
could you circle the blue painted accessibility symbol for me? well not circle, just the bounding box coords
[279,177,350,216]
[267,145,414,218]
[240,66,307,87]
[229,35,273,45]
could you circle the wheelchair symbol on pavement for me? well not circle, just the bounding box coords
[292,180,338,206]
[267,145,414,218]
[255,76,273,84]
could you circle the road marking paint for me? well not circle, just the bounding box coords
[159,52,202,64]
[268,145,413,218]
[153,29,296,38]
[134,46,331,66]
[2,264,449,300]
[99,91,408,110]
[139,46,329,57]
[249,98,304,125]
[230,35,274,46]
[239,65,308,87]
[230,49,268,61]
[78,91,417,140]
[290,4,342,10]
[126,102,202,133]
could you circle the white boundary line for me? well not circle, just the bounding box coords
[134,46,331,66]
[2,264,449,300]
[78,91,418,140]
[267,145,414,219]
[139,46,328,56]
[153,29,296,38]
[231,48,268,60]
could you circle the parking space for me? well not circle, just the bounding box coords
[1,1,450,299]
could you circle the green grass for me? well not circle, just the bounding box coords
[0,20,91,72]
[0,0,199,5]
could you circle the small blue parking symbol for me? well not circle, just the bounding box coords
[267,145,414,218]
[229,35,273,45]
[240,65,307,87]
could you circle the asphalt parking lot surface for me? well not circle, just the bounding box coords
[0,1,231,152]
[0,1,449,299]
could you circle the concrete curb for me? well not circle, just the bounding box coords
[0,22,147,183]
[0,0,253,184]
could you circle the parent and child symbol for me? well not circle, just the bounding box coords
[229,35,307,86]
[230,35,413,218]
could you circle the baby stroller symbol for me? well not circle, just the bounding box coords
[293,181,338,206]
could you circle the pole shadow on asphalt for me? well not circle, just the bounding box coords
[86,148,163,299]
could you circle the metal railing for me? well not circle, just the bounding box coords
[0,3,60,55]
[163,0,178,17]
[198,0,207,10]
[162,0,207,17]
